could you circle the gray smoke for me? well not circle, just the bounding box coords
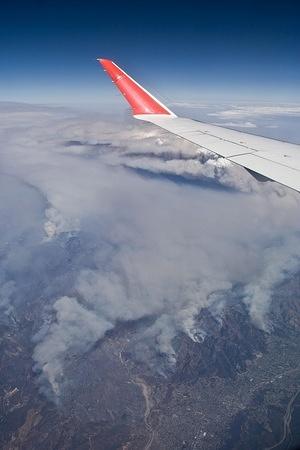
[1,102,300,398]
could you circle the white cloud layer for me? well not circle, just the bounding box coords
[1,102,300,397]
[208,104,300,119]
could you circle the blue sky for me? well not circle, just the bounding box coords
[1,0,299,105]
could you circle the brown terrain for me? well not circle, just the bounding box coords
[1,274,300,450]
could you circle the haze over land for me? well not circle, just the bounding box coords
[1,101,300,449]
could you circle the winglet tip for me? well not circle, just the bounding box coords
[97,58,113,66]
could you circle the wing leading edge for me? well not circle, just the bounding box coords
[98,59,300,193]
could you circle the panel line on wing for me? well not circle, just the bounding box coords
[230,153,300,173]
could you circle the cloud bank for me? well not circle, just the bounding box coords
[208,104,300,119]
[1,102,300,398]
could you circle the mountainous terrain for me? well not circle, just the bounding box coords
[1,263,300,449]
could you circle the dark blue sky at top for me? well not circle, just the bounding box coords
[1,0,299,106]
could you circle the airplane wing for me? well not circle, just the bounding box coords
[98,58,300,193]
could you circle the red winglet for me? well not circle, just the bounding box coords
[98,59,174,116]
